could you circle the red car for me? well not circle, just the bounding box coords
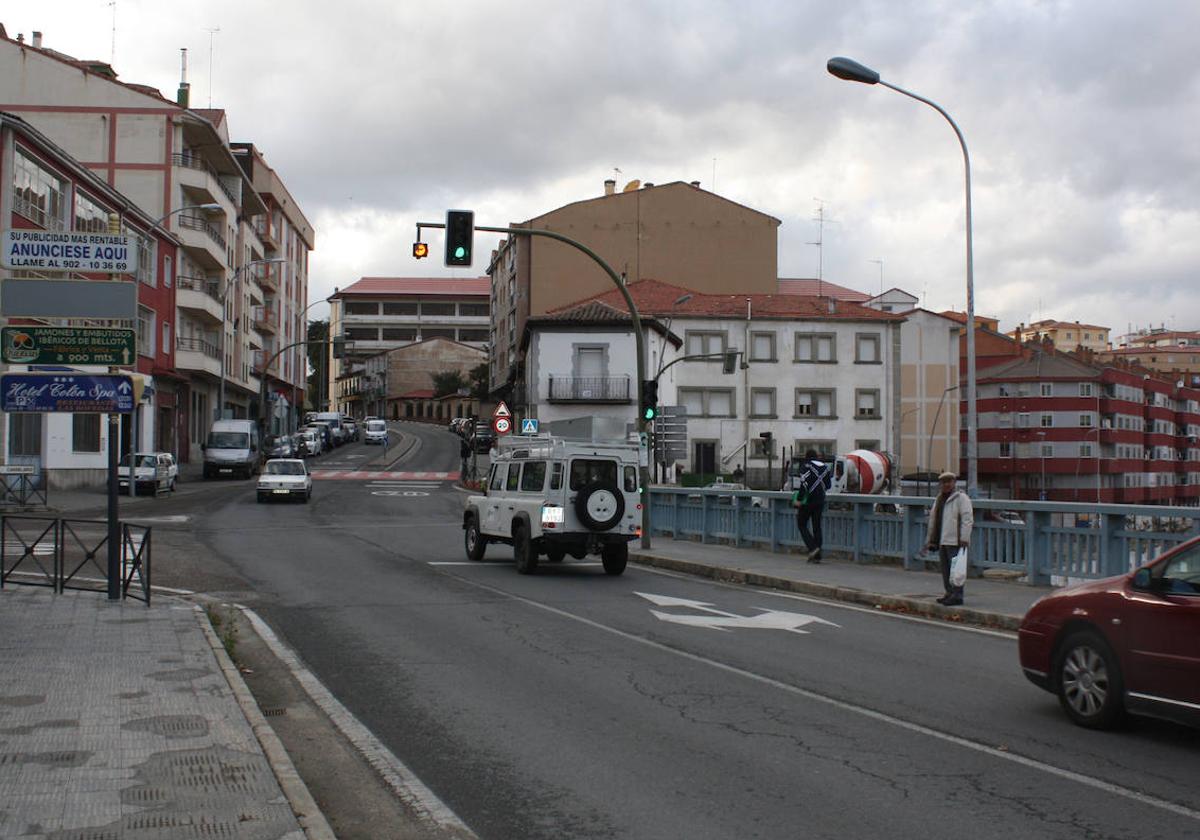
[1018,536,1200,729]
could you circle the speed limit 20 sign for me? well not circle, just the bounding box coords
[493,416,511,435]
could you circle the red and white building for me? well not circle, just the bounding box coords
[1,111,180,488]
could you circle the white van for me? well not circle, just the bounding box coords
[202,419,262,479]
[311,411,346,445]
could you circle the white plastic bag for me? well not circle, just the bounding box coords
[950,548,968,588]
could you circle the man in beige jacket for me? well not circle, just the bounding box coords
[926,471,973,606]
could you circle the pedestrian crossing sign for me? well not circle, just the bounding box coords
[521,418,538,434]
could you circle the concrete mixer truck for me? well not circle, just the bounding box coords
[784,449,894,495]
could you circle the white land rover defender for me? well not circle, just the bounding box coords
[462,435,642,575]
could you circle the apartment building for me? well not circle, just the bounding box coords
[0,30,313,461]
[1,111,179,487]
[976,350,1200,504]
[327,277,490,415]
[1009,319,1111,353]
[522,279,904,485]
[488,180,781,392]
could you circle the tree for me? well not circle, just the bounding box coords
[306,320,328,410]
[432,370,467,398]
[469,363,489,398]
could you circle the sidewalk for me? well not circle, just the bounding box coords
[631,539,1051,630]
[0,586,333,840]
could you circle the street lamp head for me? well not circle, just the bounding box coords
[673,293,693,307]
[827,56,880,85]
[195,202,222,212]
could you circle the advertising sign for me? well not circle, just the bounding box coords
[2,326,136,365]
[1,373,134,413]
[3,230,137,273]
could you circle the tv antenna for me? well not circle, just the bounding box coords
[869,259,883,296]
[806,198,839,291]
[108,1,117,64]
[204,26,220,108]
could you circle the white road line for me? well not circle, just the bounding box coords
[430,561,603,567]
[442,572,1200,824]
[238,606,478,838]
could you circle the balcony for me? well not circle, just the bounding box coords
[176,336,221,378]
[546,375,632,403]
[253,306,278,334]
[172,152,240,205]
[177,274,224,325]
[254,261,280,294]
[176,213,227,269]
[254,217,280,251]
[252,348,280,377]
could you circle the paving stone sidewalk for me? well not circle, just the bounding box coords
[0,586,326,840]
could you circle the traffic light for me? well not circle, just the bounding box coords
[412,241,429,259]
[445,210,474,267]
[641,379,659,422]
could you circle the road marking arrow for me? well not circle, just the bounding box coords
[635,591,840,634]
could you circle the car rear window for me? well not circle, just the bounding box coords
[549,462,564,490]
[506,464,521,492]
[570,459,617,491]
[624,466,637,492]
[520,461,546,492]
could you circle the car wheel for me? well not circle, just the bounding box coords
[601,542,628,576]
[513,523,537,574]
[1054,629,1126,729]
[465,516,488,562]
[574,482,625,531]
[546,547,566,563]
[256,494,266,503]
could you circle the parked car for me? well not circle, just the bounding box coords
[117,452,177,493]
[256,458,313,503]
[364,419,389,446]
[343,419,360,442]
[297,429,322,457]
[306,422,334,452]
[264,434,294,459]
[471,427,496,453]
[202,419,262,479]
[1018,535,1200,730]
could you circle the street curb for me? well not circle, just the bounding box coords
[195,605,338,840]
[629,552,1022,632]
[384,431,420,465]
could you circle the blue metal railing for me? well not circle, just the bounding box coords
[648,488,1200,585]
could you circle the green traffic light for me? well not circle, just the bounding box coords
[454,246,467,259]
[644,407,656,421]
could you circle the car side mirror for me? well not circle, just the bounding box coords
[200,443,206,451]
[1132,568,1152,590]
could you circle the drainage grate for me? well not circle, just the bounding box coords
[259,706,287,717]
[123,714,210,739]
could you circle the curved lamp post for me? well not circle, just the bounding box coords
[827,56,978,498]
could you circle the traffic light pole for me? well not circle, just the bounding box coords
[416,220,653,548]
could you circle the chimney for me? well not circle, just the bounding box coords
[827,297,837,315]
[690,181,701,188]
[32,31,43,48]
[177,48,190,108]
[643,182,654,188]
[603,179,615,196]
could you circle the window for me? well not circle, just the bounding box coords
[855,333,881,364]
[74,191,109,233]
[1040,383,1053,397]
[383,302,418,316]
[623,466,637,493]
[795,439,835,459]
[549,462,564,490]
[1080,382,1093,396]
[795,333,835,363]
[570,459,618,491]
[750,331,776,362]
[72,414,101,453]
[381,328,416,341]
[855,389,880,419]
[345,301,379,315]
[751,436,775,458]
[458,328,488,342]
[573,345,607,378]
[685,331,726,358]
[679,388,735,418]
[520,461,546,492]
[421,328,455,340]
[459,302,489,317]
[13,148,66,229]
[795,389,835,418]
[855,439,880,451]
[1079,414,1093,427]
[1080,443,1093,457]
[1040,414,1053,427]
[1000,442,1012,457]
[345,327,378,341]
[421,302,455,317]
[123,223,153,286]
[1041,444,1053,457]
[750,388,775,418]
[1018,413,1030,428]
[506,464,521,492]
[490,464,505,491]
[162,322,171,355]
[164,255,172,288]
[136,306,155,358]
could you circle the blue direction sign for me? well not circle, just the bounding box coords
[1,373,134,413]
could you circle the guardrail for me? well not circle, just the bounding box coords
[1,515,152,603]
[648,488,1200,585]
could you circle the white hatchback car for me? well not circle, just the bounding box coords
[118,452,177,493]
[256,459,312,503]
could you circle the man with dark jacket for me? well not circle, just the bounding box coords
[787,449,830,563]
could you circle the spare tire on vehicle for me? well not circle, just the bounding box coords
[574,481,625,531]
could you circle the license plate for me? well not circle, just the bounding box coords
[272,489,289,495]
[220,468,232,474]
[541,506,564,524]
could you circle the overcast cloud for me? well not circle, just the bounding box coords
[5,0,1198,334]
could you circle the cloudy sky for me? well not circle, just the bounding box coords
[5,0,1199,335]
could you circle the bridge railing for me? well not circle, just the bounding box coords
[648,488,1200,585]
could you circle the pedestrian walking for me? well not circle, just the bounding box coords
[460,437,471,481]
[786,449,830,563]
[926,471,973,605]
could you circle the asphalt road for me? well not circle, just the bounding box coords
[142,421,1200,839]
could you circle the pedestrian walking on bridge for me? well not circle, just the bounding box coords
[927,471,973,605]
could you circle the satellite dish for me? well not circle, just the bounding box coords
[622,180,641,193]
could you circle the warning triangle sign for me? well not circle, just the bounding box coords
[493,401,511,417]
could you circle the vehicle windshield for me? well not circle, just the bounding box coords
[569,458,618,490]
[366,421,386,431]
[265,461,306,476]
[120,454,157,468]
[207,432,249,449]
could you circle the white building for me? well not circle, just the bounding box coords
[521,280,905,486]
